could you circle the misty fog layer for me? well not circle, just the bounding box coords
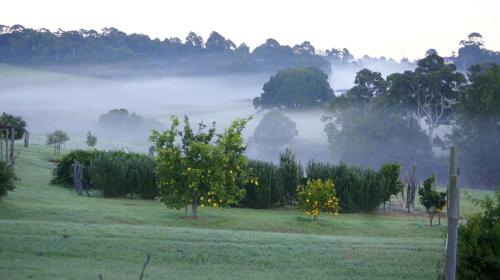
[0,61,412,162]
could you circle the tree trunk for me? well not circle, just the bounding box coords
[191,199,198,218]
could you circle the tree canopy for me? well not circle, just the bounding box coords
[447,64,500,188]
[253,67,334,109]
[0,24,331,76]
[0,112,26,140]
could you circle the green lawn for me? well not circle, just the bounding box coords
[0,144,491,279]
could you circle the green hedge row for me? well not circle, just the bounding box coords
[241,160,284,209]
[305,161,402,212]
[51,150,157,199]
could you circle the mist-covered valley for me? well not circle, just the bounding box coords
[0,59,414,164]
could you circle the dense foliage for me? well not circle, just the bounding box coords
[51,149,99,186]
[150,115,250,217]
[447,64,500,188]
[296,179,339,220]
[0,160,15,198]
[418,175,447,225]
[278,149,303,204]
[51,149,157,198]
[325,54,465,182]
[0,112,26,140]
[242,160,283,209]
[306,161,402,212]
[253,67,334,109]
[89,151,157,198]
[454,33,500,71]
[457,191,500,279]
[0,25,330,76]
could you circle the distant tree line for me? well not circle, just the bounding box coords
[453,32,500,71]
[0,24,337,75]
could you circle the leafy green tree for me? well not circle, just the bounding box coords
[457,191,500,279]
[412,54,465,139]
[330,68,386,115]
[418,175,446,225]
[46,130,69,158]
[0,160,15,198]
[447,64,500,188]
[185,31,204,51]
[292,41,315,56]
[296,179,339,221]
[454,32,500,70]
[324,105,432,170]
[378,162,404,208]
[205,31,235,52]
[85,131,97,147]
[253,67,334,109]
[0,113,26,140]
[278,148,303,204]
[150,115,250,218]
[385,54,465,140]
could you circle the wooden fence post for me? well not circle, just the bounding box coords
[9,127,15,163]
[445,146,459,280]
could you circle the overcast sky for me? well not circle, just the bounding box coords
[2,0,499,60]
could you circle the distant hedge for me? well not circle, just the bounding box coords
[306,161,402,212]
[89,151,157,198]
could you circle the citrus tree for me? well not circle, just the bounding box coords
[150,115,251,218]
[296,179,339,221]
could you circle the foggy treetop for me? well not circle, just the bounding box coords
[1,24,499,77]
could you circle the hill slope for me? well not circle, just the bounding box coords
[0,144,488,279]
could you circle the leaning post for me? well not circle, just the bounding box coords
[9,127,15,163]
[445,146,459,280]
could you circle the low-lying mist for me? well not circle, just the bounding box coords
[0,61,412,163]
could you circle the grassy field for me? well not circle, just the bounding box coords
[0,144,492,279]
[0,63,94,87]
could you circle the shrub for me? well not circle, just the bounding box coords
[242,160,283,209]
[457,191,500,279]
[296,179,339,220]
[0,160,15,198]
[89,151,157,198]
[378,162,405,207]
[51,149,99,186]
[305,161,402,212]
[278,149,303,204]
[418,175,447,225]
